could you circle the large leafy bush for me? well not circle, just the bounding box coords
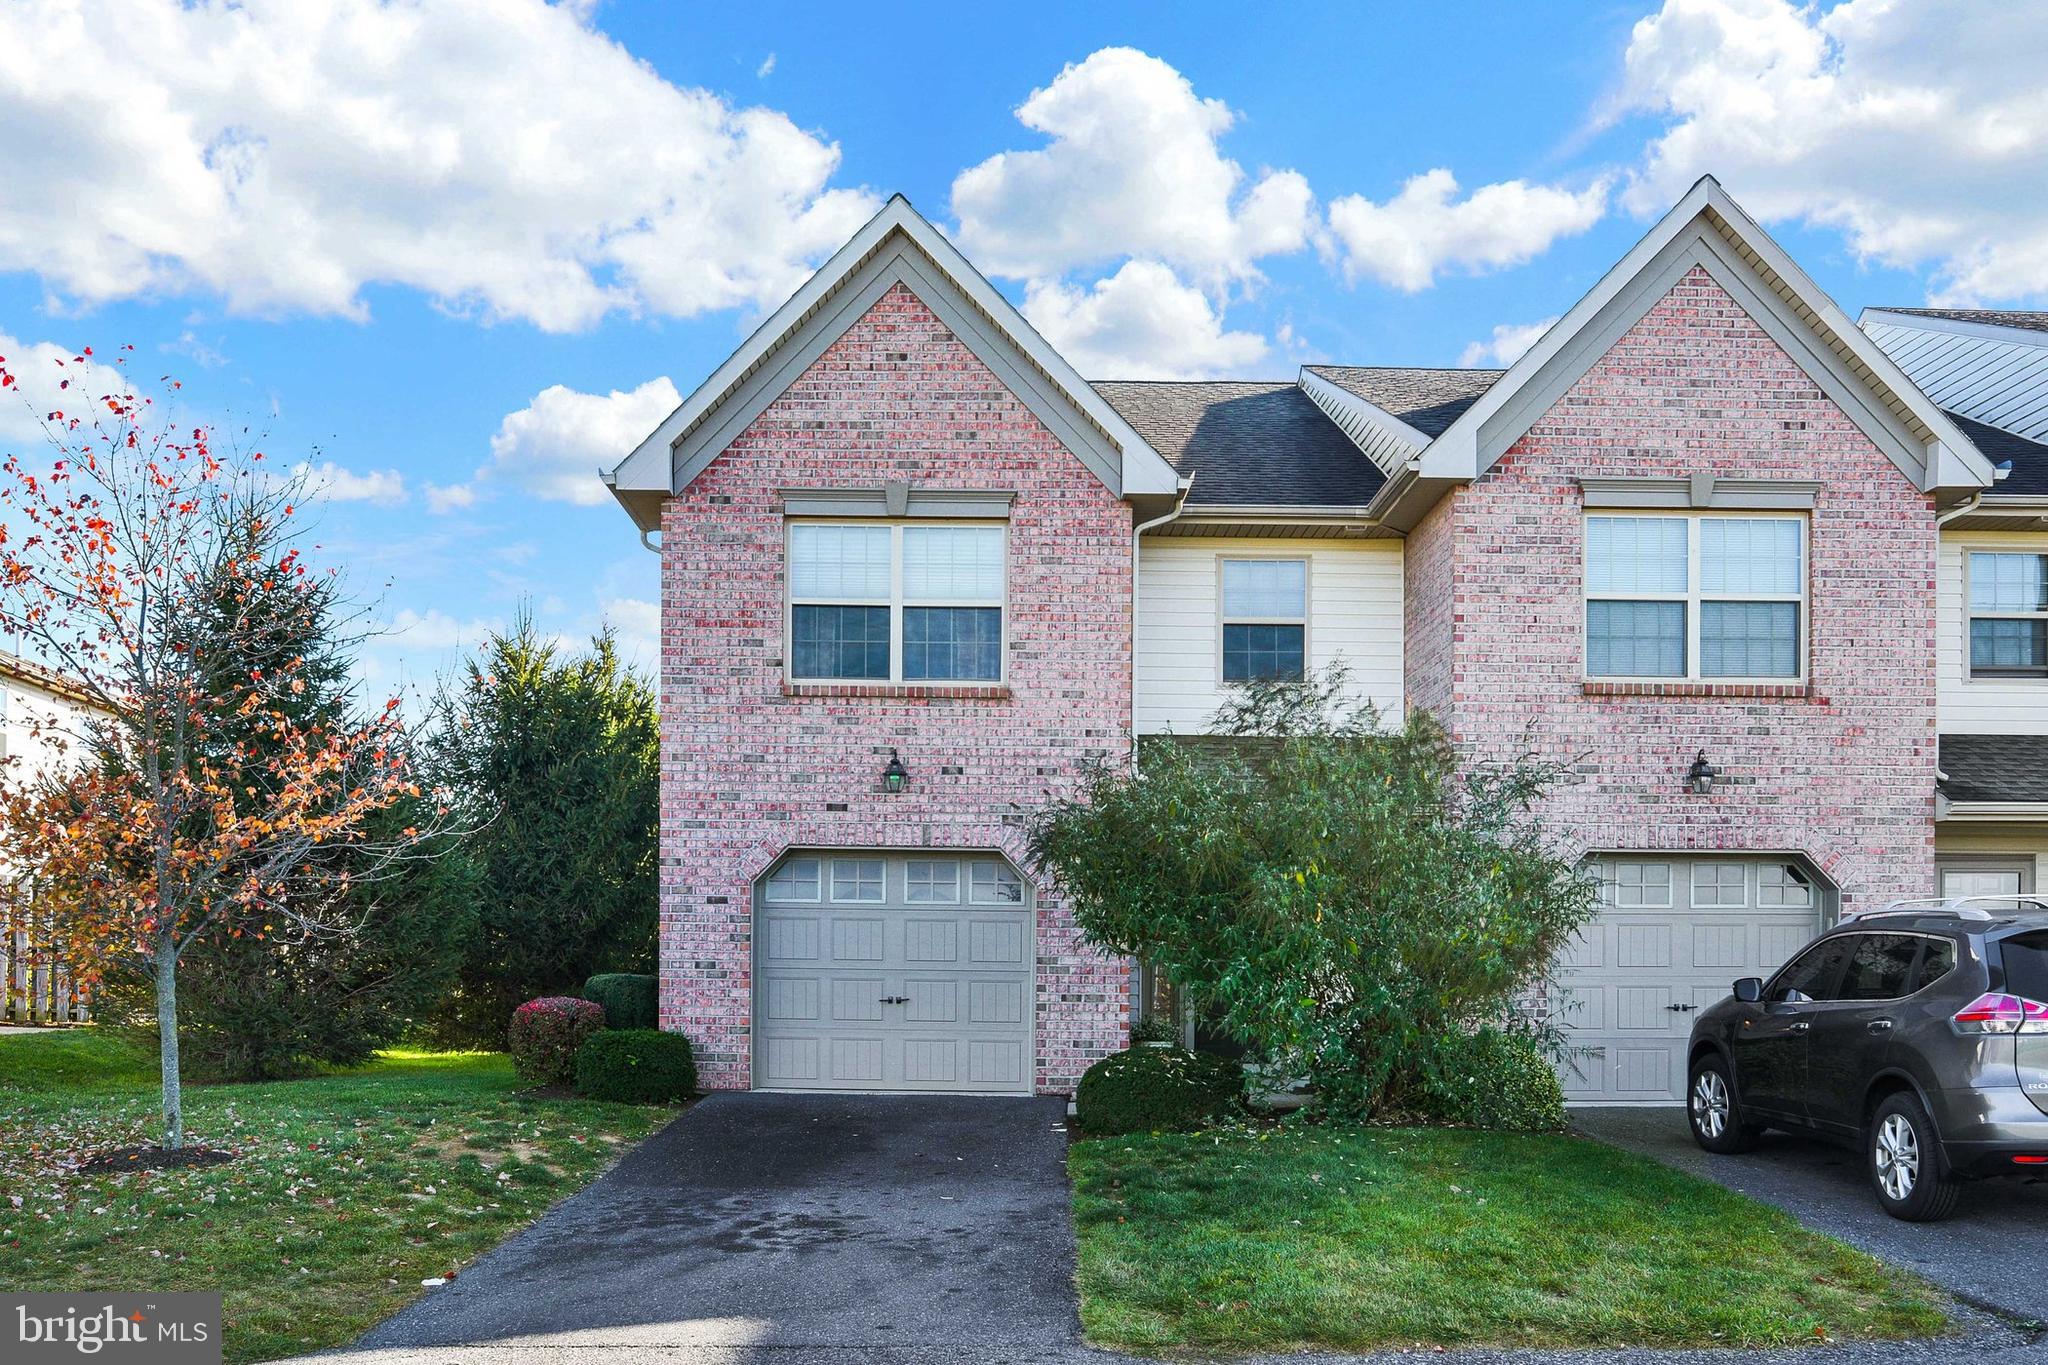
[1404,1029,1567,1132]
[1031,669,1597,1121]
[507,996,605,1085]
[582,973,658,1030]
[1075,1046,1243,1135]
[574,1028,697,1103]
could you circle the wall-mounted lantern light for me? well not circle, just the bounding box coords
[1684,749,1720,796]
[882,748,909,794]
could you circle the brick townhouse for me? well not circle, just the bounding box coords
[605,175,2048,1105]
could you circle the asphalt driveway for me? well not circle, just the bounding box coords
[342,1091,1081,1362]
[1575,1106,2048,1329]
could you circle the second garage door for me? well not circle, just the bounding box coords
[1555,856,1826,1103]
[754,851,1035,1094]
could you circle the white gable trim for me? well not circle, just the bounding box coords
[605,196,1179,528]
[1296,368,1430,477]
[1418,176,1994,497]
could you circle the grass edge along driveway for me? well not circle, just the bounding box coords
[0,1032,673,1364]
[1072,1124,1950,1356]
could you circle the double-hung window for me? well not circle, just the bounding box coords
[1966,551,2048,678]
[1220,558,1307,683]
[1584,514,1805,681]
[788,522,1004,683]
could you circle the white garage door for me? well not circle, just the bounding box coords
[1554,856,1825,1103]
[753,851,1034,1094]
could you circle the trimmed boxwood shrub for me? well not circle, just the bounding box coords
[1409,1029,1567,1132]
[581,973,658,1030]
[507,996,605,1085]
[574,1028,697,1103]
[1075,1045,1242,1135]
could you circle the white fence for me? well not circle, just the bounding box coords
[2,922,89,1024]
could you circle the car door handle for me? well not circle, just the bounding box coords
[1789,1021,1811,1033]
[1867,1019,1895,1033]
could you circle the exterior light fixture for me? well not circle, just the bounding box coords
[882,748,909,794]
[1684,749,1720,796]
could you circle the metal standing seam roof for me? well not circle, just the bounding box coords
[1877,308,2048,336]
[1939,734,2048,804]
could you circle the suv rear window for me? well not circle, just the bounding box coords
[2000,931,2048,1000]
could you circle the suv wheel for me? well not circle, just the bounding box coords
[1687,1055,1761,1154]
[1869,1092,1962,1222]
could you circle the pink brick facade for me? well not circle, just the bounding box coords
[1403,267,1939,910]
[657,282,1132,1094]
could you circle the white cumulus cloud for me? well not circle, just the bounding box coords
[1327,170,1609,292]
[0,335,135,446]
[951,47,1315,288]
[296,460,407,506]
[1614,0,2048,304]
[0,0,878,330]
[1024,261,1271,380]
[463,376,682,509]
[1457,317,1559,368]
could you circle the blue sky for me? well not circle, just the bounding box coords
[0,0,2040,695]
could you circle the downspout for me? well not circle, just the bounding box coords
[1128,478,1191,1047]
[1131,479,1193,772]
[1936,493,1984,527]
[639,526,662,554]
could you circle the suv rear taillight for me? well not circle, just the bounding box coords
[1953,992,2048,1035]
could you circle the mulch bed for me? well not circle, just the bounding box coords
[77,1144,237,1174]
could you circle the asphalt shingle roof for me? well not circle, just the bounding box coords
[1878,308,2048,336]
[1302,366,1504,437]
[1949,411,2048,497]
[1939,735,2048,804]
[1091,380,1386,508]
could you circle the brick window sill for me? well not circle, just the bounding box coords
[1582,680,1815,701]
[783,682,1011,701]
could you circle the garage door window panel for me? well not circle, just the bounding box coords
[830,858,884,904]
[906,860,960,904]
[970,861,1023,905]
[1691,862,1749,908]
[1585,514,1805,682]
[765,858,821,903]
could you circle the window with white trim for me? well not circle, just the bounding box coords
[1584,513,1805,681]
[1691,861,1749,908]
[787,522,1004,683]
[1967,551,2048,678]
[1599,861,1672,908]
[1220,558,1307,683]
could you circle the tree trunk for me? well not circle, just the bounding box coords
[155,944,183,1151]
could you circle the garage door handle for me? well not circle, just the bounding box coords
[1666,1003,1697,1013]
[879,996,910,1005]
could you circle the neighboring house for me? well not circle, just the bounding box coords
[0,649,108,1023]
[1860,308,2048,906]
[607,175,2011,1104]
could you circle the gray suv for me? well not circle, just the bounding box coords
[1686,897,2048,1221]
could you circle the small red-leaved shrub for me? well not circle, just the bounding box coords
[508,997,605,1085]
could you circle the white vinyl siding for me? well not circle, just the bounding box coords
[1135,537,1402,735]
[1939,530,2048,733]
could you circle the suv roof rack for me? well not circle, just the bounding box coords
[1841,894,2048,923]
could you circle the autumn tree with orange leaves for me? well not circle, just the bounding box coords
[0,347,442,1150]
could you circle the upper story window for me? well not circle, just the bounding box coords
[1967,551,2048,679]
[1584,513,1806,682]
[787,522,1004,683]
[1220,558,1307,683]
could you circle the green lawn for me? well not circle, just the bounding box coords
[1072,1124,1950,1355]
[0,1030,673,1364]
